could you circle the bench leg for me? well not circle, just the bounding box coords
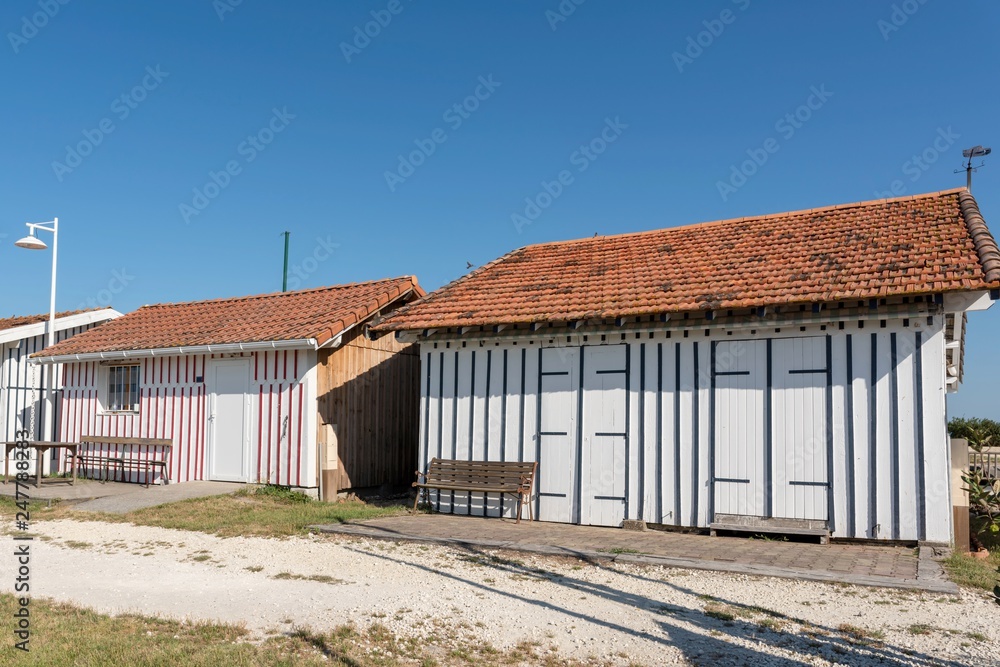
[412,489,420,513]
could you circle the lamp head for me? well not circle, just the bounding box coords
[15,233,48,250]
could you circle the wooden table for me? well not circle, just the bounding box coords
[3,441,78,486]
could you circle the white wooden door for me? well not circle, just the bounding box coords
[207,359,251,482]
[580,345,628,527]
[536,347,578,522]
[772,337,829,521]
[713,340,767,519]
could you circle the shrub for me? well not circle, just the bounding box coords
[248,485,312,504]
[958,422,1000,541]
[949,417,1000,443]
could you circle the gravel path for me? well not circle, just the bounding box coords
[8,520,998,666]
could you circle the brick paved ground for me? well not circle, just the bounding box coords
[315,514,958,593]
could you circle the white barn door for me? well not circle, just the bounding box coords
[772,337,829,521]
[580,345,628,527]
[713,340,767,519]
[536,348,578,523]
[207,358,251,483]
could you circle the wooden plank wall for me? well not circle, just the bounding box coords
[1,323,100,447]
[316,327,420,490]
[417,315,952,543]
[59,350,313,486]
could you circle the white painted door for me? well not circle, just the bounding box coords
[772,337,829,521]
[536,347,578,523]
[713,340,767,519]
[580,345,628,527]
[207,359,251,482]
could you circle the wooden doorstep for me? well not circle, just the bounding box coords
[709,522,830,545]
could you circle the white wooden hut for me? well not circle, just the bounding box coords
[375,189,1000,544]
[31,278,423,497]
[1,308,120,451]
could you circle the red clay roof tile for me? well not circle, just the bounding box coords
[35,277,422,357]
[377,189,999,331]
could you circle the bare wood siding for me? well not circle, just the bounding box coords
[316,327,419,490]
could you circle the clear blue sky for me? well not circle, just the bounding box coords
[1,1,997,418]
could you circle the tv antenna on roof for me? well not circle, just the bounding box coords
[956,145,991,191]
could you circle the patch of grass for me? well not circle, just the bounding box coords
[907,623,934,635]
[63,540,91,550]
[2,593,611,666]
[757,617,786,633]
[943,550,1000,593]
[190,554,212,563]
[0,593,269,666]
[245,565,264,573]
[0,496,75,521]
[247,484,313,503]
[703,602,737,622]
[596,547,642,555]
[94,490,411,538]
[837,623,885,645]
[747,533,788,542]
[272,572,344,585]
[965,631,989,642]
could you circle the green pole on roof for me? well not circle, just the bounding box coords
[281,231,290,292]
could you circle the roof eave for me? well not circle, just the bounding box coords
[0,308,122,346]
[31,338,319,365]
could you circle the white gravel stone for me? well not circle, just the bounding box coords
[5,520,998,666]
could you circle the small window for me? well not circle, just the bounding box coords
[107,365,140,412]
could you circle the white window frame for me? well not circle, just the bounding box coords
[100,364,141,414]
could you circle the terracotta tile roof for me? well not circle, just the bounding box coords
[0,309,106,333]
[35,277,422,357]
[377,189,999,331]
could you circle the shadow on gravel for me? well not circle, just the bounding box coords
[343,541,967,667]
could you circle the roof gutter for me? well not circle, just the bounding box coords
[31,338,318,365]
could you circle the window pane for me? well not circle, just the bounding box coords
[107,365,140,411]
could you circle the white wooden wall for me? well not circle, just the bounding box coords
[0,324,99,449]
[417,315,950,543]
[58,349,318,486]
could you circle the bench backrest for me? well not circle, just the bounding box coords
[80,436,172,448]
[424,458,536,490]
[79,436,172,461]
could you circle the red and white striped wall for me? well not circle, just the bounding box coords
[58,349,318,486]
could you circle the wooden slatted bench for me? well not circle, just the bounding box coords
[78,437,173,488]
[413,458,538,523]
[73,452,117,483]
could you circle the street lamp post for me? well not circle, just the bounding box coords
[14,218,59,442]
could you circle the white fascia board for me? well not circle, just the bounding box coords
[31,338,318,365]
[0,308,122,346]
[406,305,939,345]
[942,291,993,313]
